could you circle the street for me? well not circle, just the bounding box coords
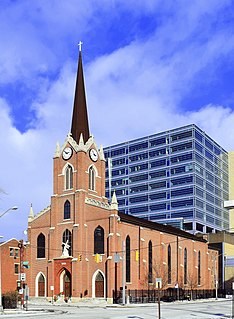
[0,299,232,319]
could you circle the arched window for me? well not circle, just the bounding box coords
[62,229,72,256]
[126,235,131,283]
[184,248,187,285]
[89,166,96,191]
[198,251,201,285]
[94,226,104,254]
[65,165,73,190]
[168,244,171,284]
[148,240,153,283]
[64,200,71,220]
[37,233,45,258]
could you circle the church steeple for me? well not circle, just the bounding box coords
[71,47,90,144]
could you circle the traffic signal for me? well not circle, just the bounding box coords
[78,254,82,261]
[135,250,139,262]
[95,254,100,263]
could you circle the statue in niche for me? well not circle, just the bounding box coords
[62,240,70,257]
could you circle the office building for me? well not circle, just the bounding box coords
[104,125,229,233]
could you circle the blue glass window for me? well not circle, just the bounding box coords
[149,148,166,157]
[111,148,125,157]
[171,142,192,153]
[130,184,148,193]
[130,195,148,203]
[171,176,193,186]
[150,159,166,168]
[150,203,166,211]
[129,152,148,162]
[150,170,166,179]
[171,130,192,141]
[129,142,148,152]
[195,130,203,143]
[171,187,193,197]
[149,181,166,189]
[150,137,166,147]
[195,142,203,154]
[171,199,193,208]
[129,174,148,183]
[150,192,166,200]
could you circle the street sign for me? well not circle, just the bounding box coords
[156,278,162,289]
[114,253,121,263]
[21,273,26,281]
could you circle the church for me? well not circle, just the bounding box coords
[25,48,218,302]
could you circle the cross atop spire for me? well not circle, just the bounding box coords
[71,48,90,144]
[78,41,83,52]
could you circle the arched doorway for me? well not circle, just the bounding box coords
[60,269,71,298]
[64,271,71,298]
[95,271,104,297]
[38,273,45,297]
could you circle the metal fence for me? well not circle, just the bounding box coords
[113,288,223,304]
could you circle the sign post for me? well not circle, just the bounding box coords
[51,286,54,304]
[232,282,234,318]
[156,278,162,319]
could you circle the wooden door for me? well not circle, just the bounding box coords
[95,272,104,297]
[64,273,71,297]
[38,274,45,296]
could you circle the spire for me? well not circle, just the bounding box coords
[111,190,118,211]
[71,49,90,144]
[28,203,34,222]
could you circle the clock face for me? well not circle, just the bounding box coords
[62,147,73,160]
[89,148,98,162]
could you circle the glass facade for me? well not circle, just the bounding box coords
[104,124,229,233]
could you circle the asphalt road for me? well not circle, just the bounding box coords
[0,299,232,319]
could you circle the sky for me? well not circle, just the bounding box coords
[1,0,234,240]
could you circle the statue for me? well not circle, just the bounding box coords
[62,240,70,257]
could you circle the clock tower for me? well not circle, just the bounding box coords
[27,48,115,301]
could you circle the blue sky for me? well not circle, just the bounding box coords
[1,0,234,240]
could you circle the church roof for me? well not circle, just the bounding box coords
[118,212,207,243]
[71,51,90,144]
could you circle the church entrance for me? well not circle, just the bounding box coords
[95,271,104,297]
[64,271,71,298]
[38,273,45,297]
[59,269,71,298]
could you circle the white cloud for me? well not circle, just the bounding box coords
[1,0,234,240]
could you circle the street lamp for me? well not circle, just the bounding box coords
[0,206,18,311]
[0,206,18,218]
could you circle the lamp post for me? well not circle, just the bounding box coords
[0,206,18,218]
[0,206,18,311]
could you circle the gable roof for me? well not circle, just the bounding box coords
[118,212,206,243]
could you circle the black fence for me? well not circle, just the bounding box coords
[113,288,228,304]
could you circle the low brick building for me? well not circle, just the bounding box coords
[25,50,218,302]
[0,239,21,294]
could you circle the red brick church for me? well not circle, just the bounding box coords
[25,49,218,302]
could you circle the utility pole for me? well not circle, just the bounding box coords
[18,240,24,309]
[122,241,126,305]
[213,256,218,300]
[232,282,234,319]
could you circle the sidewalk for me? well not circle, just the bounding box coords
[0,297,227,316]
